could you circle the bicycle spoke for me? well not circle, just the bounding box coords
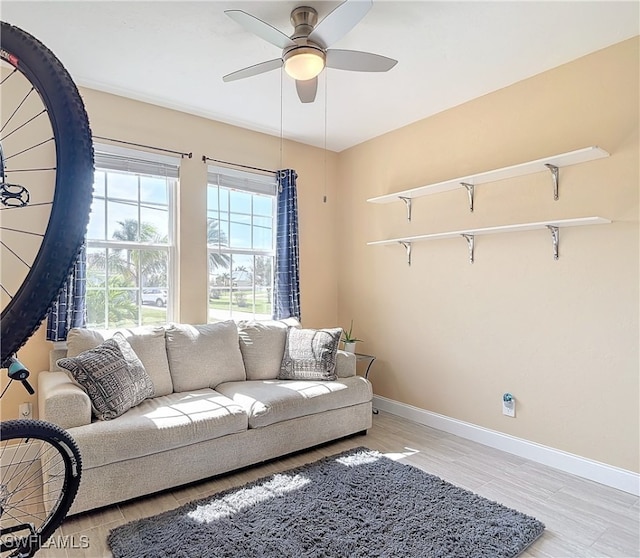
[2,439,42,505]
[0,201,53,211]
[7,490,63,509]
[3,137,54,161]
[0,227,43,237]
[1,470,53,514]
[1,504,45,531]
[0,86,35,134]
[1,108,47,142]
[3,168,56,174]
[0,423,82,558]
[0,66,18,86]
[0,241,31,268]
[0,439,67,533]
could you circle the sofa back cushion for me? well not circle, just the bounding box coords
[165,321,246,391]
[66,326,173,397]
[237,320,288,380]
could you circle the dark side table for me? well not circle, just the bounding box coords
[354,352,378,414]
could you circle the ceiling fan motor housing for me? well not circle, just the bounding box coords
[290,6,318,39]
[285,6,325,59]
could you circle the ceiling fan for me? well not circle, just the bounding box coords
[222,0,397,103]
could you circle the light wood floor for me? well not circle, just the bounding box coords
[38,411,639,558]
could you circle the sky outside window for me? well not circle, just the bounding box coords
[87,169,171,242]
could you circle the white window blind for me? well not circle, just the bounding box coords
[94,143,180,178]
[207,165,276,196]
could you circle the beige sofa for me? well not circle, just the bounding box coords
[38,320,372,515]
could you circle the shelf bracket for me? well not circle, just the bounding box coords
[461,182,475,212]
[399,241,412,266]
[398,196,412,222]
[461,234,475,264]
[546,225,559,260]
[545,164,559,201]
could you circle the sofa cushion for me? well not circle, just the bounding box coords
[68,389,248,469]
[215,376,372,429]
[57,334,155,421]
[65,326,173,397]
[237,320,288,380]
[165,322,246,391]
[278,327,342,381]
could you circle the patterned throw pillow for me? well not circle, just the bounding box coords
[57,333,155,420]
[279,327,342,381]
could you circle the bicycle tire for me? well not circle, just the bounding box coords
[0,22,94,364]
[0,419,82,557]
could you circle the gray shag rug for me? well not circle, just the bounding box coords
[108,447,544,558]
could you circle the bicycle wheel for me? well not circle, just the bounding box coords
[0,419,82,558]
[0,22,94,365]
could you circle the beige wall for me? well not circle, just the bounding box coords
[1,89,338,419]
[337,37,639,472]
[2,38,637,476]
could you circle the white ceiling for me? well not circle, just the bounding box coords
[2,1,638,152]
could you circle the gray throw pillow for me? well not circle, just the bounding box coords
[57,333,155,421]
[65,326,173,397]
[279,327,342,381]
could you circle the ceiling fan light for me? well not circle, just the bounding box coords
[284,48,325,81]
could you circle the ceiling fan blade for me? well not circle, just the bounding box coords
[223,59,283,82]
[326,49,397,72]
[308,0,373,49]
[225,10,295,50]
[296,77,318,103]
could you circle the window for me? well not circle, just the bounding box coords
[86,145,177,328]
[207,166,277,322]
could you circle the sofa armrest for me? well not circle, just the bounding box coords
[336,350,356,378]
[38,371,92,429]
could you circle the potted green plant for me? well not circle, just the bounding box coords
[342,320,362,353]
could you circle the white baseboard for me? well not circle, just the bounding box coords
[373,395,640,496]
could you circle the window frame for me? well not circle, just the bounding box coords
[207,165,277,322]
[86,143,178,328]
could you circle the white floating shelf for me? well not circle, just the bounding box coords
[367,216,611,264]
[367,217,610,245]
[367,146,610,218]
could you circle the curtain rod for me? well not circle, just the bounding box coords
[93,136,192,159]
[202,155,276,176]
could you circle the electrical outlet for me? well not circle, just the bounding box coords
[502,397,515,418]
[19,402,32,420]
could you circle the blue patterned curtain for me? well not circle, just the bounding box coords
[274,169,301,321]
[46,244,86,341]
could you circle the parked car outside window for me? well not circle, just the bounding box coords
[142,288,167,307]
